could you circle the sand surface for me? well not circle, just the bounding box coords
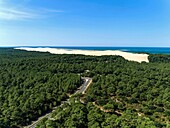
[15,47,149,63]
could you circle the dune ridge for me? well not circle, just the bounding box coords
[15,47,149,63]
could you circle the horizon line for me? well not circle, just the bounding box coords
[1,46,170,48]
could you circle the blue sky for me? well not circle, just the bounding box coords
[0,0,170,47]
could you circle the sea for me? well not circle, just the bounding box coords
[13,46,170,54]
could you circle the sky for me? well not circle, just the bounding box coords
[0,0,170,47]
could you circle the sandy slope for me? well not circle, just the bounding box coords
[15,47,149,63]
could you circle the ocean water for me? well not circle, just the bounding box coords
[19,47,170,54]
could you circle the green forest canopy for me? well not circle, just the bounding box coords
[0,48,170,128]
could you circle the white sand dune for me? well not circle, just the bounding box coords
[15,47,149,63]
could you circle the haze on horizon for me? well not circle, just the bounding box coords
[0,0,170,47]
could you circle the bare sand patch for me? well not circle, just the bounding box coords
[15,47,149,63]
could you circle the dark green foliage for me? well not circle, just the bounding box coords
[149,54,170,63]
[1,48,170,128]
[37,50,170,127]
[0,49,82,127]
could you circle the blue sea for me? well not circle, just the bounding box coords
[16,46,170,54]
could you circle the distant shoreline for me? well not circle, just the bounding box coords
[15,47,149,63]
[1,46,169,54]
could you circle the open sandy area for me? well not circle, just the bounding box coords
[15,47,149,63]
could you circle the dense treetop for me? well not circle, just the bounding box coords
[0,48,170,128]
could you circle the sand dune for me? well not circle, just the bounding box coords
[15,47,149,63]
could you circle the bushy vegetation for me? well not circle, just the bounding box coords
[1,48,170,127]
[36,96,159,128]
[0,49,83,127]
[149,54,170,63]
